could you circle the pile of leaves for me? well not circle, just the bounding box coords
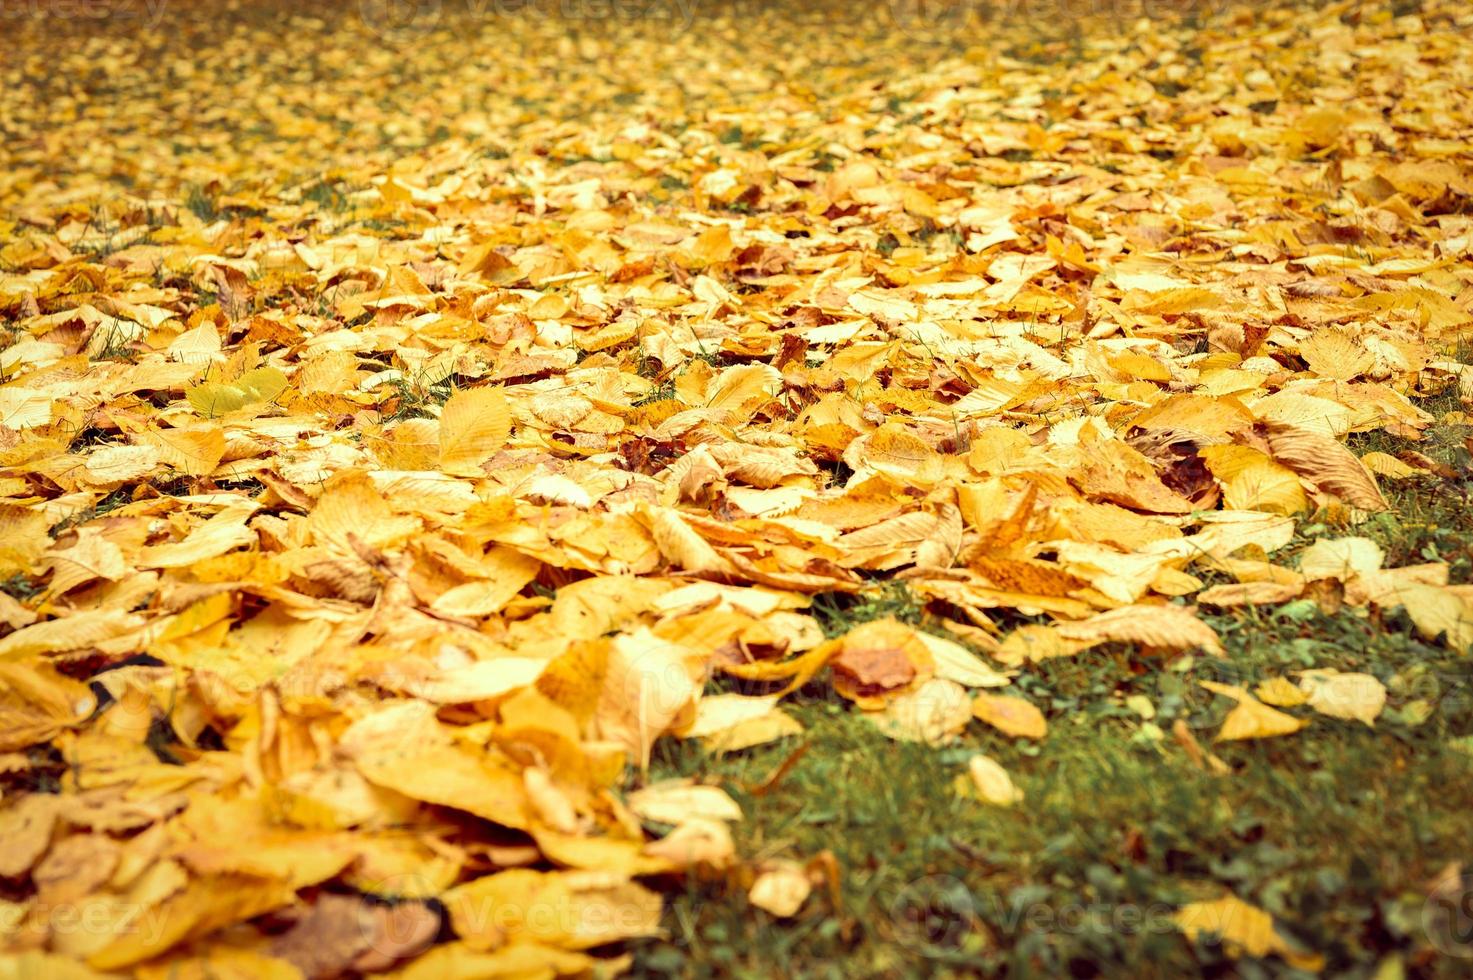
[1,0,1471,974]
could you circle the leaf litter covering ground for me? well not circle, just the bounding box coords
[1,0,1473,974]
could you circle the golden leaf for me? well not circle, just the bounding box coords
[1173,894,1323,969]
[438,386,511,477]
[971,692,1048,740]
[0,663,97,751]
[1201,681,1307,741]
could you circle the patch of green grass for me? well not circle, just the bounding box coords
[49,486,135,535]
[0,574,43,603]
[633,379,678,407]
[301,178,353,212]
[635,579,1473,976]
[1344,386,1473,575]
[1356,488,1473,581]
[88,321,140,363]
[809,581,925,638]
[183,185,222,223]
[380,373,457,423]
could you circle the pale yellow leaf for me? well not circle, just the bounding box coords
[1296,669,1386,726]
[748,862,812,918]
[960,754,1024,807]
[972,692,1047,740]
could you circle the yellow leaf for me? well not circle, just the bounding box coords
[701,709,805,754]
[915,631,1012,688]
[702,364,780,418]
[676,694,782,738]
[625,780,743,825]
[438,386,511,477]
[867,677,972,744]
[1298,537,1384,581]
[748,861,812,918]
[1056,605,1224,655]
[858,423,944,485]
[0,951,114,980]
[1174,894,1323,969]
[1260,420,1388,512]
[1297,669,1386,726]
[137,508,256,569]
[1199,581,1304,607]
[995,624,1088,666]
[960,754,1025,807]
[0,504,51,576]
[145,425,227,477]
[1201,681,1307,741]
[354,743,531,829]
[0,610,141,661]
[0,662,98,751]
[186,366,288,417]
[1200,446,1308,515]
[390,942,595,980]
[1359,451,1423,480]
[1300,328,1373,381]
[1254,676,1309,708]
[1395,584,1473,653]
[972,692,1047,740]
[88,874,295,970]
[135,948,302,980]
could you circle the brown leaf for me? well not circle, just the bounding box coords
[1259,420,1388,511]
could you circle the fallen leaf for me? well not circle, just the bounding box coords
[748,861,812,918]
[1201,681,1308,742]
[1296,670,1386,727]
[959,754,1025,807]
[972,693,1048,740]
[1173,894,1323,970]
[438,386,511,477]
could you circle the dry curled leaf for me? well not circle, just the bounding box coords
[1259,420,1389,512]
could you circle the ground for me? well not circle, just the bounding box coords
[2,0,1473,977]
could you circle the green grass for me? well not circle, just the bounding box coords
[631,403,1473,978]
[183,184,223,223]
[379,373,458,423]
[1344,389,1473,578]
[637,600,1473,978]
